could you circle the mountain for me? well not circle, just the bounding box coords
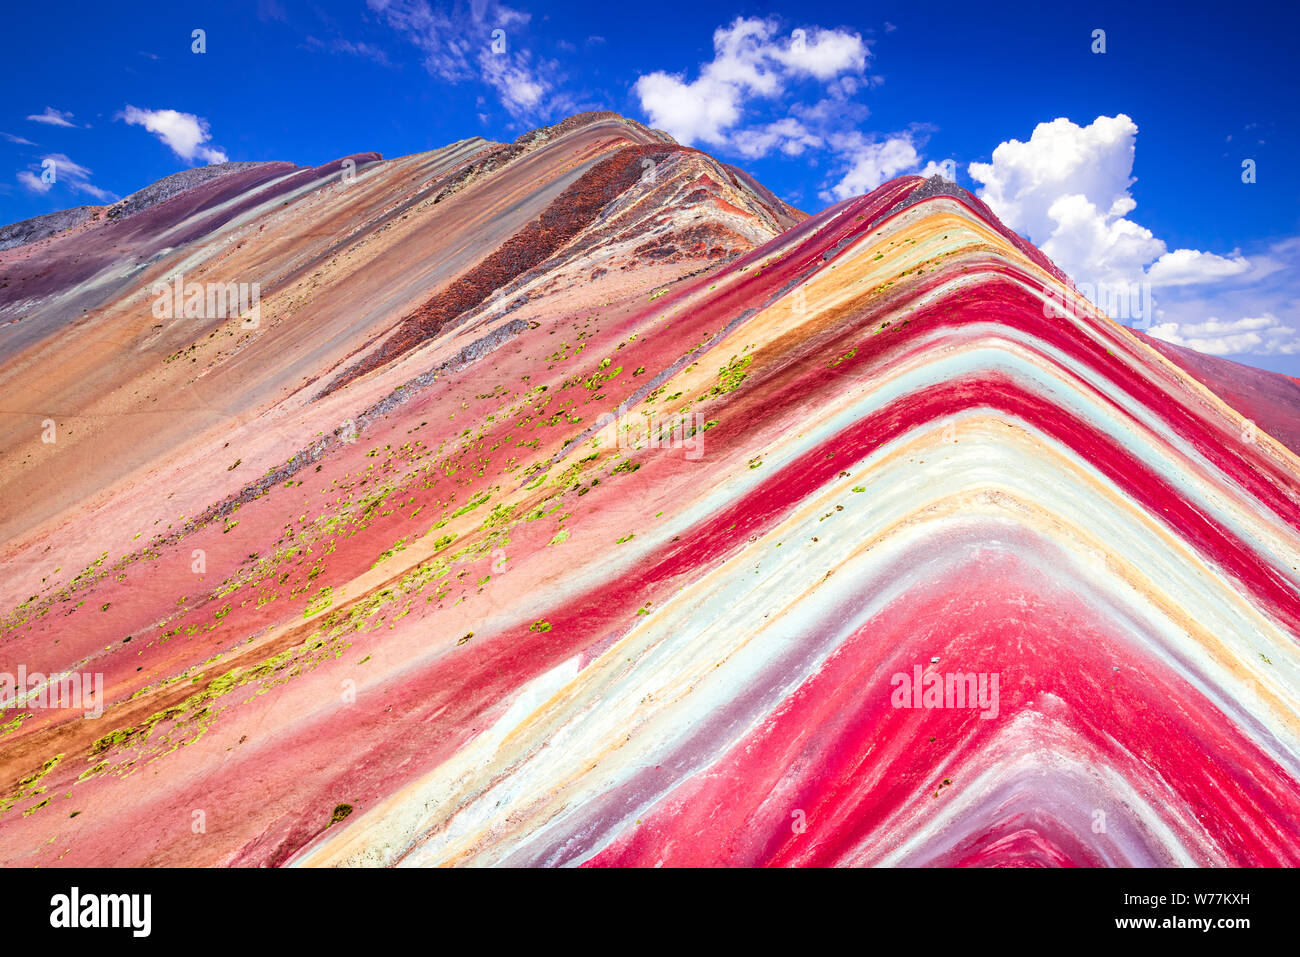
[0,112,1297,867]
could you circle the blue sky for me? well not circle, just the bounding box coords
[3,0,1298,372]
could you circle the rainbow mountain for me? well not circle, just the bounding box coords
[1,111,1298,867]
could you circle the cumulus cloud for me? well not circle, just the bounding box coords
[968,114,1300,361]
[120,106,228,164]
[967,115,1250,290]
[635,70,742,147]
[776,27,870,79]
[969,116,1136,252]
[634,17,868,149]
[26,107,77,128]
[16,153,115,202]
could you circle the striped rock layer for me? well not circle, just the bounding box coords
[0,113,1297,868]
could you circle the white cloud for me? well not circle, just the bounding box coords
[120,106,228,164]
[16,171,50,193]
[1036,191,1167,287]
[17,153,115,202]
[967,114,1249,291]
[305,35,395,67]
[790,82,870,130]
[1148,314,1300,356]
[2,133,37,146]
[1147,236,1300,358]
[1146,247,1251,287]
[367,0,481,81]
[477,47,568,119]
[822,131,921,200]
[26,107,77,128]
[635,71,742,147]
[969,115,1141,272]
[917,159,958,179]
[633,18,906,199]
[368,0,557,119]
[634,17,868,149]
[732,118,824,159]
[775,27,869,79]
[968,115,1300,363]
